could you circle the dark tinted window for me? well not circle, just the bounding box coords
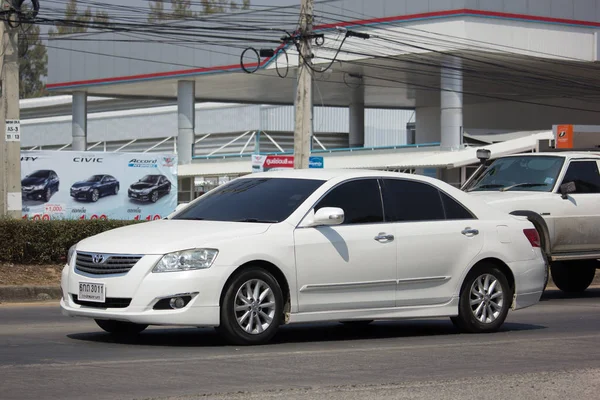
[561,161,600,194]
[173,178,324,223]
[382,179,445,222]
[30,170,50,178]
[440,192,474,220]
[315,179,383,224]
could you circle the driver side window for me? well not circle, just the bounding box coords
[315,179,383,225]
[561,161,600,194]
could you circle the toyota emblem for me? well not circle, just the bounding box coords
[92,254,106,264]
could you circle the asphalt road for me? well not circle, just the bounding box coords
[1,289,600,400]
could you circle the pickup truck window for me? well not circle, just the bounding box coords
[561,161,600,194]
[467,156,564,192]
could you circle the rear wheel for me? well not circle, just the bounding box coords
[217,267,283,345]
[550,260,596,293]
[95,319,147,335]
[451,263,512,333]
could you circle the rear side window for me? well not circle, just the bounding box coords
[440,192,474,220]
[315,179,384,224]
[382,179,445,222]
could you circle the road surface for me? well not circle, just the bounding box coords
[1,289,600,400]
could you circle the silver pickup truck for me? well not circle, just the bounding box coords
[463,151,600,293]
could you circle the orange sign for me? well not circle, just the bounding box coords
[556,124,573,149]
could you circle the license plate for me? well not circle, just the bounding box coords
[78,282,105,303]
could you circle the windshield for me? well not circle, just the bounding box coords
[173,178,325,223]
[86,175,104,182]
[140,175,160,184]
[467,156,564,192]
[29,170,50,178]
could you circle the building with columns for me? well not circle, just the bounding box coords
[42,0,600,197]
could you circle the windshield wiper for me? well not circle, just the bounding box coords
[235,218,278,223]
[500,183,548,192]
[467,184,504,192]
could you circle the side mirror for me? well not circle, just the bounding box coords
[559,181,576,199]
[306,207,345,227]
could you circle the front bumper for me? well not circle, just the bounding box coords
[70,189,91,199]
[22,188,45,199]
[60,255,235,327]
[128,191,151,201]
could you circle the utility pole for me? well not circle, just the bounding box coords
[293,0,313,169]
[0,9,21,219]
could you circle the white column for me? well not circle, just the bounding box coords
[440,56,463,150]
[349,82,365,148]
[177,81,195,165]
[72,92,87,151]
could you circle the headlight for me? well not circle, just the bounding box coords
[153,249,218,273]
[34,184,45,190]
[67,245,77,265]
[79,186,90,191]
[141,189,152,194]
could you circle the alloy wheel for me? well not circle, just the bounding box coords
[469,274,504,324]
[234,279,276,335]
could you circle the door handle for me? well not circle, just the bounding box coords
[374,233,394,242]
[461,227,479,237]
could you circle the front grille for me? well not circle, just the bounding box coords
[72,294,131,308]
[75,252,142,275]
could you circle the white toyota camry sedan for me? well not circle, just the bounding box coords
[61,169,546,345]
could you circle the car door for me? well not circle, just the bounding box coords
[294,178,397,312]
[99,176,109,195]
[381,179,484,307]
[551,160,600,253]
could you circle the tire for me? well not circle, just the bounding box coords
[44,188,52,202]
[90,189,100,202]
[550,260,596,293]
[217,267,283,345]
[151,191,159,203]
[95,319,147,335]
[114,185,119,195]
[451,263,512,334]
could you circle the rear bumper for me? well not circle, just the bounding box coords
[510,257,546,310]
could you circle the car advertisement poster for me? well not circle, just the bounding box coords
[251,155,324,172]
[20,150,178,221]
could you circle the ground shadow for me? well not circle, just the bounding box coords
[67,319,545,348]
[541,287,600,301]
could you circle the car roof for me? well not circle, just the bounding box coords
[244,168,439,184]
[497,152,600,160]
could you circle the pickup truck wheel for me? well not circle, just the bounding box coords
[550,260,596,293]
[95,319,147,335]
[451,263,512,333]
[217,268,283,345]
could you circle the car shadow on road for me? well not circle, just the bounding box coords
[541,287,600,301]
[66,319,545,347]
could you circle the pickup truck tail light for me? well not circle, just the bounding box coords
[523,228,541,248]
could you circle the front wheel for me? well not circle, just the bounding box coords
[550,260,596,293]
[44,188,52,202]
[217,268,283,345]
[95,319,147,335]
[114,185,119,195]
[451,264,512,333]
[151,191,159,203]
[90,189,100,202]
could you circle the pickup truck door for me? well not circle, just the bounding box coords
[551,160,600,253]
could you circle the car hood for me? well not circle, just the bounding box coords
[71,181,95,188]
[75,219,271,255]
[22,176,46,186]
[467,191,551,208]
[130,182,155,190]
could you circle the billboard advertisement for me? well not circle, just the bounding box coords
[20,150,178,221]
[251,155,324,172]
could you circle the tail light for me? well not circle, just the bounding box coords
[523,228,540,248]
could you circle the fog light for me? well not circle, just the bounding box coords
[169,297,186,309]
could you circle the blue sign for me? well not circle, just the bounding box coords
[309,156,324,169]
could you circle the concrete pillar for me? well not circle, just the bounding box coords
[177,81,195,165]
[440,56,463,150]
[349,82,365,148]
[72,92,87,151]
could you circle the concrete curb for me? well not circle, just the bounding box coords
[0,286,61,303]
